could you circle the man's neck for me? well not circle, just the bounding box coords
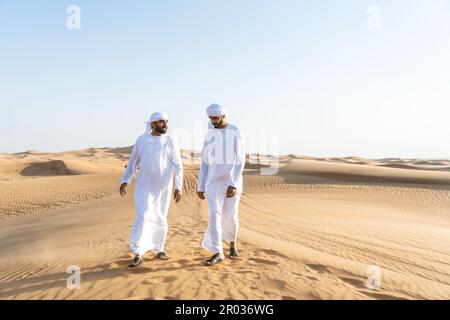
[151,131,162,136]
[218,121,229,129]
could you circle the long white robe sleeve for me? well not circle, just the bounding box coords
[120,139,141,185]
[122,134,184,256]
[170,140,184,191]
[227,129,245,189]
[198,139,209,192]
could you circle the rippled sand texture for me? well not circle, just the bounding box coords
[0,148,449,299]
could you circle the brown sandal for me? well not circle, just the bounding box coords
[128,255,143,267]
[156,252,170,260]
[205,253,224,266]
[229,247,239,259]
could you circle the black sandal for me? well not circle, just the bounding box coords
[229,247,239,259]
[156,252,170,260]
[205,253,224,266]
[128,255,142,267]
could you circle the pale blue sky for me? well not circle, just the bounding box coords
[1,0,449,158]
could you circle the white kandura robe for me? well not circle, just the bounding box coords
[198,123,245,254]
[121,133,183,255]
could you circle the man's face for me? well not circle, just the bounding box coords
[209,116,224,129]
[152,119,168,134]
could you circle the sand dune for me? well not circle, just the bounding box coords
[0,149,449,300]
[276,159,450,186]
[20,160,75,176]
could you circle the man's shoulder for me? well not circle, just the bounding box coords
[133,133,154,148]
[226,123,241,131]
[164,135,179,147]
[136,134,149,143]
[227,124,244,136]
[165,135,175,143]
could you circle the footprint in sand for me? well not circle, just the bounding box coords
[262,279,286,290]
[235,270,253,274]
[262,278,286,290]
[248,258,279,266]
[162,275,178,283]
[338,276,365,289]
[175,259,191,266]
[361,291,407,300]
[305,263,331,274]
[259,249,288,259]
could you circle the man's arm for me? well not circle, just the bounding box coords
[198,137,209,192]
[119,138,141,196]
[197,137,209,199]
[227,129,245,197]
[170,139,183,202]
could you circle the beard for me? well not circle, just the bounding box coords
[155,127,167,134]
[212,119,223,128]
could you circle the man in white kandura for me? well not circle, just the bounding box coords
[120,112,183,268]
[198,104,245,266]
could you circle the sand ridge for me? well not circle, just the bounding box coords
[0,148,449,299]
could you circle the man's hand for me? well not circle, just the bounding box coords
[227,186,237,198]
[119,183,128,197]
[173,189,182,203]
[197,191,205,200]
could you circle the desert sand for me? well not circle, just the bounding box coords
[0,147,449,300]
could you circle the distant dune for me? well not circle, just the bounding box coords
[20,160,75,176]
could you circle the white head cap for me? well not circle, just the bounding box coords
[148,112,169,123]
[206,104,226,117]
[145,112,169,133]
